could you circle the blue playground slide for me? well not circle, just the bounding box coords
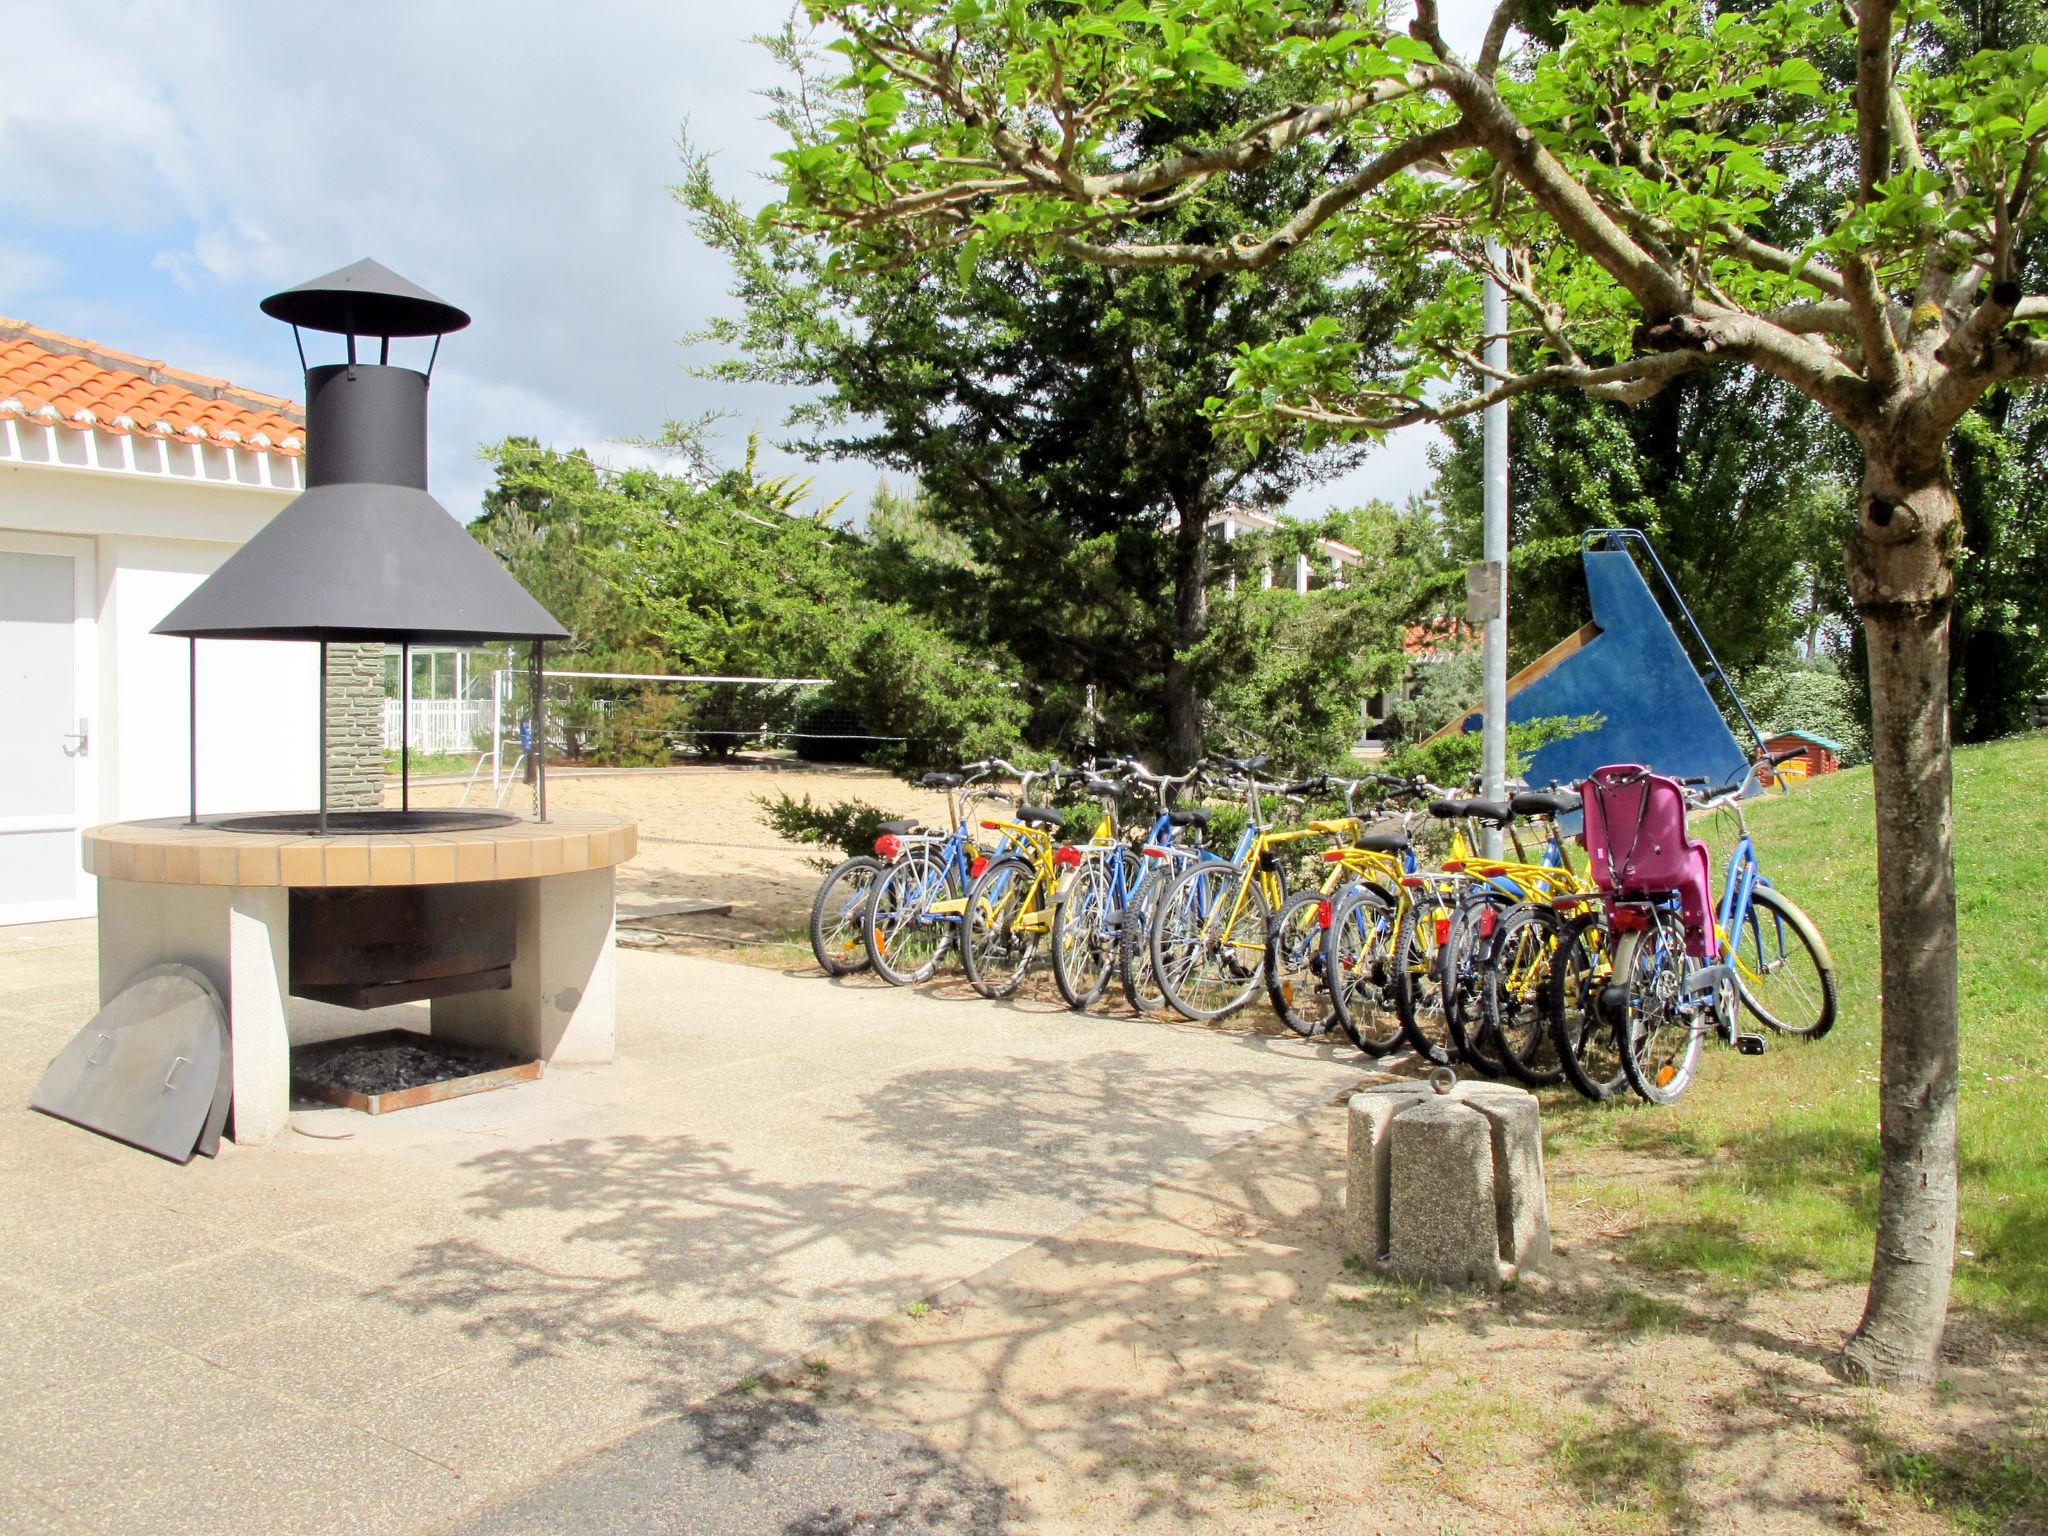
[1442,532,1761,798]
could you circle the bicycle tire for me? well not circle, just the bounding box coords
[1266,889,1335,1038]
[1325,886,1406,1056]
[1616,913,1707,1105]
[1444,891,1513,1077]
[959,855,1043,999]
[1051,856,1115,1010]
[863,848,961,987]
[810,855,882,976]
[1118,873,1169,1013]
[1547,910,1627,1101]
[1391,897,1455,1065]
[1731,885,1838,1040]
[1481,902,1566,1087]
[1151,860,1268,1022]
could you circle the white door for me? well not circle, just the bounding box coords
[0,533,97,924]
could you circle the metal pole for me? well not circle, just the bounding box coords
[491,666,503,799]
[401,641,412,813]
[317,641,329,837]
[1480,244,1510,857]
[531,641,548,823]
[187,638,198,826]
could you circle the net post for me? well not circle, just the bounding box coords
[531,640,548,823]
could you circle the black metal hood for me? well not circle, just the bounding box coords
[155,260,567,646]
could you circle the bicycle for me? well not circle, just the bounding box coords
[1265,777,1391,1037]
[1047,759,1209,1011]
[1570,754,1833,1104]
[1148,761,1336,1022]
[1115,761,1210,1013]
[861,760,1021,987]
[959,765,1084,999]
[1321,777,1439,1057]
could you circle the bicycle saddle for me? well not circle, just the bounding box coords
[1016,805,1064,829]
[1464,799,1514,827]
[877,818,920,836]
[1355,830,1410,853]
[1081,776,1121,796]
[919,772,964,790]
[1167,807,1211,827]
[1511,788,1581,818]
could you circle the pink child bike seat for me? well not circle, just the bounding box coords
[1578,764,1717,959]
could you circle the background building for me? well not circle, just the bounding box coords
[0,319,376,924]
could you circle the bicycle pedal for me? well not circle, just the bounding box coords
[1734,1033,1767,1056]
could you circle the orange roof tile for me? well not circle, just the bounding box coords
[0,318,303,456]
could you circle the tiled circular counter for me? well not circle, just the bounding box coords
[82,812,635,888]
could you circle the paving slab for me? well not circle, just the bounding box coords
[441,1396,1007,1536]
[0,919,1370,1533]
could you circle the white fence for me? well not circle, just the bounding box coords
[382,698,493,755]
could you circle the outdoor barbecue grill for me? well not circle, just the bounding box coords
[46,262,635,1154]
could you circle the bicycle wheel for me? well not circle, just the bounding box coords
[1730,886,1838,1040]
[959,855,1043,999]
[1391,896,1455,1065]
[1266,889,1335,1038]
[1444,892,1512,1077]
[1118,867,1169,1013]
[810,855,882,976]
[1481,903,1566,1087]
[1051,855,1115,1010]
[863,847,960,987]
[1547,910,1626,1101]
[1326,886,1405,1056]
[1151,860,1268,1021]
[1616,911,1707,1105]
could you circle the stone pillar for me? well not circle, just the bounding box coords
[1345,1077,1551,1287]
[324,641,385,809]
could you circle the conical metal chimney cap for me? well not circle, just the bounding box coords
[155,257,564,646]
[260,258,471,337]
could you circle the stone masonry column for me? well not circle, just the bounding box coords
[324,641,385,809]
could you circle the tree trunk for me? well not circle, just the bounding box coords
[1841,447,1962,1389]
[1163,495,1210,769]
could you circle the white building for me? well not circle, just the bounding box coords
[0,318,321,924]
[1207,504,1364,592]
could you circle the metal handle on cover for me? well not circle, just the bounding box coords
[64,717,90,757]
[86,1034,112,1067]
[164,1057,190,1091]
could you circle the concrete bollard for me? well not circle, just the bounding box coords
[1345,1074,1550,1288]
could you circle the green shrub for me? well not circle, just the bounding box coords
[755,791,900,864]
[1382,713,1602,788]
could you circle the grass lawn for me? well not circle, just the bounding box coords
[1545,730,2048,1326]
[383,748,485,778]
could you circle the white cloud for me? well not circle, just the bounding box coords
[3,0,1498,516]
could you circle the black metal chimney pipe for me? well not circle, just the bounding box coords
[303,364,429,490]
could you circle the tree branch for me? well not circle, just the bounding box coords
[1055,123,1480,274]
[1843,253,1904,391]
[1854,0,1898,203]
[1249,349,1725,436]
[1478,0,1523,77]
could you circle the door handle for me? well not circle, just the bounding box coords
[63,718,88,758]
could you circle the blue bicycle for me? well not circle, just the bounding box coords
[861,759,1028,987]
[1046,759,1207,1011]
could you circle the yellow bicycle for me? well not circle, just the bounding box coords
[1148,762,1343,1022]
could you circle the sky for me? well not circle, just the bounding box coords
[0,1,1491,527]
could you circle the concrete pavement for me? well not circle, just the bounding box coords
[0,919,1369,1534]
